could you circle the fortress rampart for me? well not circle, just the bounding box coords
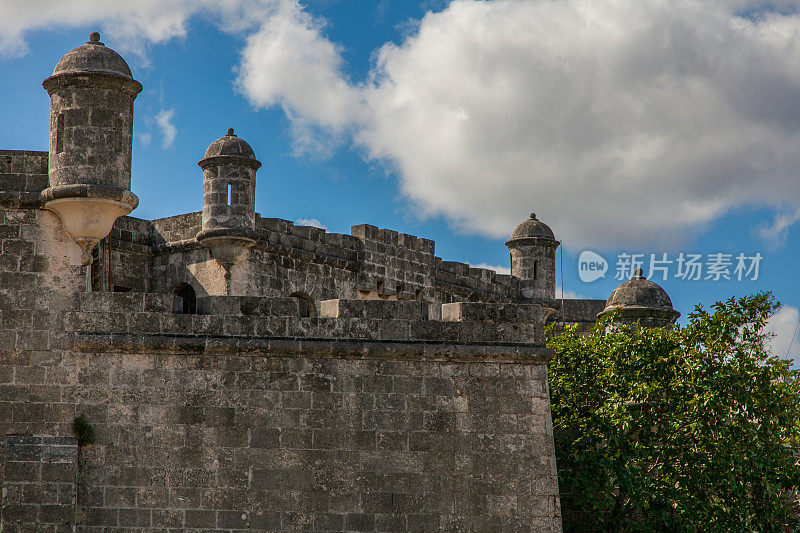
[0,32,678,532]
[0,198,560,530]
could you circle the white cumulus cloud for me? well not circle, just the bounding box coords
[235,0,800,249]
[236,1,358,130]
[0,0,278,58]
[765,305,800,367]
[155,108,177,148]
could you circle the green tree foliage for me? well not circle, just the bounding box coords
[548,293,800,532]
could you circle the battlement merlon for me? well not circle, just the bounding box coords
[351,224,436,255]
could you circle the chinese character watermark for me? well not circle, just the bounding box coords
[579,251,762,282]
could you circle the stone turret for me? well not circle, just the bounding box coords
[506,213,559,301]
[41,32,142,266]
[196,128,261,287]
[598,268,680,328]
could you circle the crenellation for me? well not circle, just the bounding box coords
[350,222,379,241]
[377,227,398,245]
[83,206,551,309]
[352,224,435,255]
[290,223,326,241]
[254,236,361,272]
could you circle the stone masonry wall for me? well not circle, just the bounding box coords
[0,150,49,209]
[2,435,78,530]
[5,348,559,531]
[0,199,562,531]
[0,295,562,531]
[0,203,87,530]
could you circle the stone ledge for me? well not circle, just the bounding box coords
[198,296,303,316]
[72,333,553,362]
[77,291,172,313]
[65,312,543,345]
[68,295,545,343]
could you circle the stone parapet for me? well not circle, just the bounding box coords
[256,218,361,271]
[320,299,430,321]
[150,212,203,247]
[62,295,546,355]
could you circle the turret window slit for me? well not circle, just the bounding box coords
[56,114,64,153]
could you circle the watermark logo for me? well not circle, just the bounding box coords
[578,250,608,282]
[577,251,764,283]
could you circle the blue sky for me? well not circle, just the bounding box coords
[1,0,799,361]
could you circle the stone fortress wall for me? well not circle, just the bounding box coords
[0,32,677,532]
[0,188,561,531]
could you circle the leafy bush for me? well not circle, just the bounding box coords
[548,293,800,532]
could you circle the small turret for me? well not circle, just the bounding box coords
[506,213,559,301]
[196,128,261,288]
[41,32,142,266]
[597,268,680,328]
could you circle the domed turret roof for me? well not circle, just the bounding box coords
[604,268,674,310]
[52,32,133,79]
[203,129,256,159]
[507,213,556,244]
